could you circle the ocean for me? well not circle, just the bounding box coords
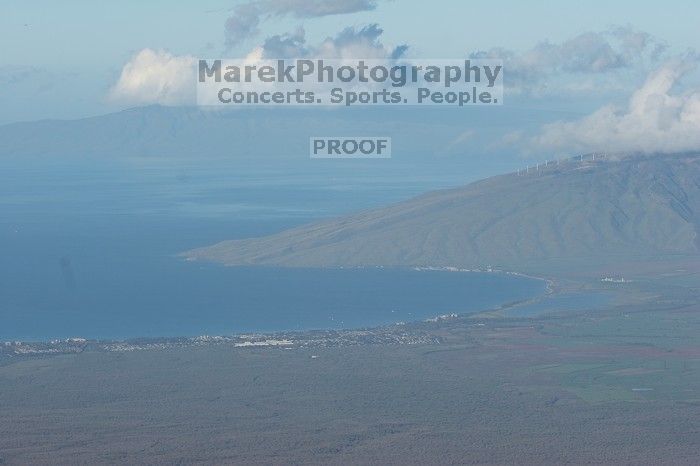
[0,159,544,341]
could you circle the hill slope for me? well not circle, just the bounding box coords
[184,153,700,274]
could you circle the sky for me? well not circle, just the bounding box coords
[2,0,700,156]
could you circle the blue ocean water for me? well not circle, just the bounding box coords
[0,160,544,341]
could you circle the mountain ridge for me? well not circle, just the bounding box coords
[0,105,472,159]
[184,152,700,276]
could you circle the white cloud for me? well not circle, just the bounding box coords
[224,3,263,48]
[108,49,196,105]
[529,54,700,154]
[225,0,379,47]
[259,24,406,59]
[315,24,406,59]
[268,0,377,17]
[471,27,668,96]
[107,24,404,107]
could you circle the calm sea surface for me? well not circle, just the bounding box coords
[0,160,544,341]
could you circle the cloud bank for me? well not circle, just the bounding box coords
[108,23,404,106]
[108,25,700,159]
[530,54,700,154]
[471,26,667,95]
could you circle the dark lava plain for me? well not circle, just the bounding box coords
[1,270,700,465]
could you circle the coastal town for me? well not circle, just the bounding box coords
[1,323,444,358]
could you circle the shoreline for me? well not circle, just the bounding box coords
[1,265,558,354]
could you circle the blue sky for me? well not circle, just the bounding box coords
[2,0,700,156]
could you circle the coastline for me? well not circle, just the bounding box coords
[1,265,556,356]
